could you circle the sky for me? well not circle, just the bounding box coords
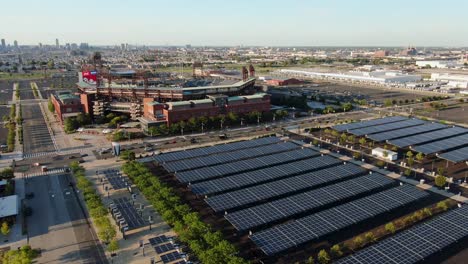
[1,0,468,47]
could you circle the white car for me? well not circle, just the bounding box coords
[102,129,113,134]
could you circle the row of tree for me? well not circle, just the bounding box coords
[69,162,118,246]
[1,245,38,264]
[30,82,39,98]
[64,113,92,133]
[122,161,247,264]
[307,201,450,263]
[147,110,289,137]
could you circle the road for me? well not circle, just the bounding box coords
[25,173,107,264]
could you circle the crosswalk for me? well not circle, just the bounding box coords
[24,168,67,177]
[22,151,57,159]
[22,149,90,159]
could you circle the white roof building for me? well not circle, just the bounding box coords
[280,69,422,84]
[0,195,19,219]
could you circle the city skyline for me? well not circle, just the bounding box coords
[1,0,468,47]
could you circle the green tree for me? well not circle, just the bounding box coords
[2,245,38,264]
[0,168,14,180]
[108,239,119,253]
[435,175,447,188]
[354,236,364,248]
[330,244,343,258]
[64,117,78,133]
[1,221,10,236]
[317,250,331,264]
[415,152,424,162]
[406,151,413,159]
[384,99,392,107]
[437,201,448,211]
[364,232,376,243]
[48,99,55,112]
[306,256,315,264]
[385,222,396,234]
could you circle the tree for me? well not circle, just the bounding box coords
[1,221,10,236]
[364,232,376,243]
[317,250,330,264]
[354,236,364,248]
[359,138,366,148]
[0,168,14,180]
[306,256,315,264]
[435,175,447,188]
[407,157,414,167]
[2,245,38,264]
[384,99,392,107]
[406,151,414,159]
[385,222,396,234]
[437,201,448,211]
[330,244,343,258]
[108,239,119,253]
[48,99,55,113]
[415,152,424,162]
[64,117,78,133]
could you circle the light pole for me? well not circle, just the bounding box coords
[201,122,204,133]
[240,118,244,126]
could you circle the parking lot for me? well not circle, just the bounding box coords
[0,80,14,104]
[22,103,56,155]
[100,168,131,191]
[111,197,146,231]
[18,80,36,100]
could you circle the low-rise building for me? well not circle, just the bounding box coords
[51,90,83,122]
[141,93,270,129]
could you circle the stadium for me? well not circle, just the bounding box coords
[76,63,270,127]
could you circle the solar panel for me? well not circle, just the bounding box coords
[205,158,349,212]
[438,146,468,163]
[160,251,182,264]
[193,155,345,195]
[154,243,175,254]
[388,126,468,148]
[226,173,394,231]
[149,235,167,246]
[250,185,429,255]
[163,141,299,172]
[155,137,281,163]
[367,122,447,142]
[348,119,426,136]
[333,116,408,132]
[337,206,468,264]
[412,133,468,155]
[176,147,318,183]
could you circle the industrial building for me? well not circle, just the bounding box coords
[77,63,270,127]
[430,73,468,89]
[280,69,422,85]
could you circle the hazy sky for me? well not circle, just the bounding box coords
[2,0,467,47]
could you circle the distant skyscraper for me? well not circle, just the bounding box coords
[1,39,5,49]
[13,40,18,48]
[121,43,125,50]
[56,38,59,48]
[39,42,43,49]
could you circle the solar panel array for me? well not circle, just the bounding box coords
[160,251,183,264]
[204,156,343,212]
[412,133,468,155]
[176,148,318,183]
[226,173,395,231]
[192,155,344,196]
[111,197,145,230]
[438,146,468,163]
[250,185,429,255]
[333,116,408,132]
[155,243,175,254]
[102,169,129,190]
[347,119,426,136]
[388,126,468,148]
[163,141,299,172]
[154,137,280,163]
[367,122,447,142]
[336,206,468,264]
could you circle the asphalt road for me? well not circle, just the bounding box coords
[26,173,107,264]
